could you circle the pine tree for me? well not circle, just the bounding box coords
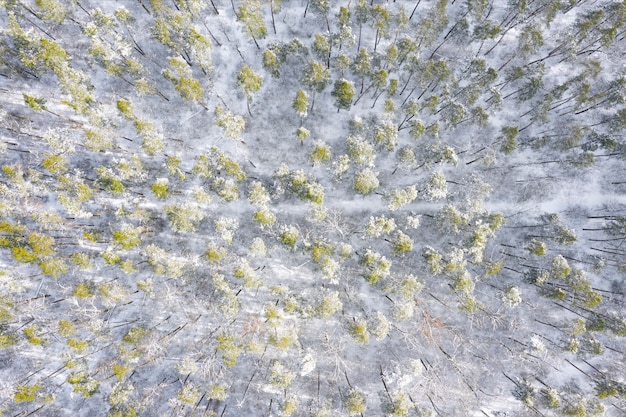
[293,88,309,119]
[237,65,263,116]
[301,61,330,111]
[352,48,371,94]
[331,78,355,111]
[237,0,266,49]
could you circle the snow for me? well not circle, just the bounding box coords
[0,0,625,416]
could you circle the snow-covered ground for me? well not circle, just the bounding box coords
[0,0,625,416]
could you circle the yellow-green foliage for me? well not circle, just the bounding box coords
[296,127,310,141]
[102,249,122,265]
[207,383,229,401]
[541,387,560,408]
[108,408,138,417]
[122,326,147,345]
[353,168,379,195]
[112,225,141,249]
[282,395,298,416]
[264,303,282,326]
[345,389,367,416]
[23,93,46,111]
[177,383,201,405]
[14,384,42,403]
[268,361,295,388]
[151,178,169,198]
[163,57,204,102]
[165,202,206,232]
[11,246,38,263]
[453,270,475,294]
[0,333,17,348]
[83,231,99,242]
[349,318,369,344]
[95,166,125,194]
[253,207,276,226]
[269,331,296,350]
[23,325,45,345]
[309,141,332,165]
[116,99,135,119]
[216,333,242,367]
[39,257,68,278]
[73,282,93,298]
[42,153,68,175]
[310,240,334,264]
[293,88,308,118]
[0,301,12,323]
[247,181,271,206]
[459,294,484,314]
[366,215,396,238]
[317,291,343,317]
[112,363,131,380]
[58,320,75,337]
[0,221,26,236]
[67,371,99,397]
[213,177,240,202]
[550,255,571,279]
[104,283,130,303]
[484,260,503,276]
[67,338,89,353]
[237,64,263,101]
[216,151,247,182]
[206,244,227,264]
[279,225,299,249]
[141,135,165,156]
[360,249,391,284]
[282,169,325,204]
[233,258,254,279]
[392,231,413,254]
[395,274,424,301]
[499,125,519,154]
[29,233,55,258]
[213,105,246,141]
[71,252,92,269]
[526,239,547,256]
[488,213,505,230]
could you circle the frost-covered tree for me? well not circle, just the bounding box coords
[346,135,376,167]
[385,186,417,211]
[214,104,246,141]
[312,33,331,68]
[237,0,266,48]
[310,141,332,165]
[353,168,379,195]
[366,215,396,238]
[165,201,205,232]
[331,78,355,111]
[424,171,448,200]
[262,48,280,78]
[163,56,203,102]
[301,60,330,111]
[373,119,398,151]
[391,230,413,255]
[345,388,366,415]
[237,65,263,116]
[352,48,371,93]
[293,88,309,120]
[335,6,355,50]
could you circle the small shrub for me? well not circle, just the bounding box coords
[151,178,169,198]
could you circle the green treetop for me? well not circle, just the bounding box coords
[237,65,263,116]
